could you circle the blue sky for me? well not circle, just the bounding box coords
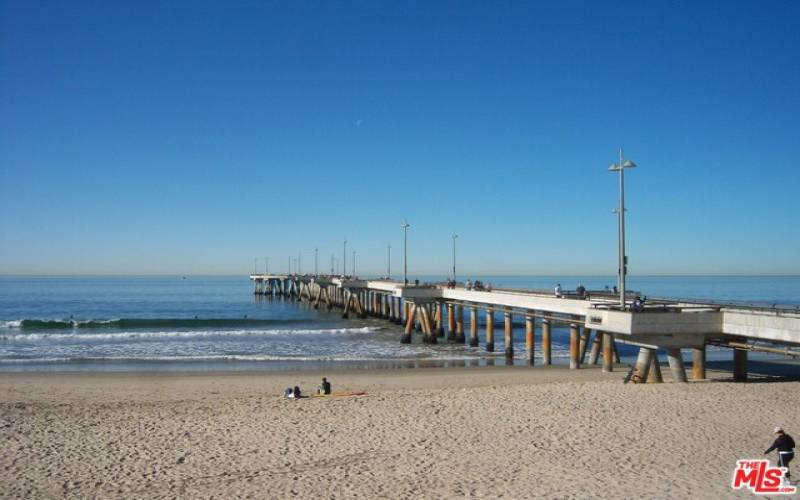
[1,0,798,276]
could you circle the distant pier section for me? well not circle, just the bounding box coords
[251,274,800,383]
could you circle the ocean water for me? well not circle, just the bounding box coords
[0,275,798,372]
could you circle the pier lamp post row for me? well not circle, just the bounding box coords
[401,221,410,285]
[451,233,458,282]
[608,148,636,309]
[343,240,347,276]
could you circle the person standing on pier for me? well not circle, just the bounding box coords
[554,284,562,297]
[765,427,795,478]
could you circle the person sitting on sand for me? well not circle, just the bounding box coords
[293,385,302,398]
[318,377,331,395]
[765,426,795,478]
[283,387,294,399]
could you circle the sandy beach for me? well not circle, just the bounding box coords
[1,364,797,499]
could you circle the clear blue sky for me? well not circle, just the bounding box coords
[1,0,798,276]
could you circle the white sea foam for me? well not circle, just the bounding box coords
[0,326,380,342]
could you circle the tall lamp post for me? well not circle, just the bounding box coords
[265,257,269,275]
[298,252,302,275]
[401,221,410,284]
[343,240,347,276]
[314,248,318,276]
[387,244,391,279]
[608,148,637,309]
[352,250,356,277]
[451,233,458,282]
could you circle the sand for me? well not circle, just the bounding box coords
[0,365,797,499]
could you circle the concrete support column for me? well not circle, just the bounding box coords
[485,308,495,352]
[733,347,748,382]
[579,327,591,364]
[455,305,465,343]
[588,330,602,365]
[436,303,445,337]
[396,298,403,324]
[542,319,551,365]
[648,351,663,383]
[447,303,456,342]
[692,344,706,381]
[634,348,653,383]
[504,308,514,365]
[569,323,580,370]
[469,306,479,347]
[525,314,535,366]
[666,348,687,383]
[602,332,614,372]
[401,303,413,344]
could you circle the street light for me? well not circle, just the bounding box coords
[330,254,334,275]
[314,248,318,276]
[608,147,637,309]
[352,250,356,277]
[401,221,410,284]
[387,244,391,279]
[298,252,302,275]
[265,257,269,275]
[343,239,347,276]
[451,233,458,282]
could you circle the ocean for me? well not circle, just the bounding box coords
[0,275,798,372]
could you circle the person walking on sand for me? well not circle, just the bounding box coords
[765,426,795,479]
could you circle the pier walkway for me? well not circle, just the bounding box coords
[250,274,800,383]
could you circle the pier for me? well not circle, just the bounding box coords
[250,274,800,383]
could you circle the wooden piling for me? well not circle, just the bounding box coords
[341,291,351,319]
[733,347,748,382]
[455,305,465,343]
[579,327,591,364]
[419,305,437,345]
[588,330,602,365]
[401,303,414,343]
[569,323,580,370]
[525,314,535,366]
[692,344,706,380]
[504,308,514,365]
[469,306,479,347]
[602,332,614,372]
[435,303,445,337]
[447,303,456,342]
[666,348,687,382]
[542,319,551,365]
[485,308,495,352]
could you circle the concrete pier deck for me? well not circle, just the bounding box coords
[250,274,800,382]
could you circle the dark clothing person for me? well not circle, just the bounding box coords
[319,378,331,395]
[766,431,795,477]
[293,386,302,398]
